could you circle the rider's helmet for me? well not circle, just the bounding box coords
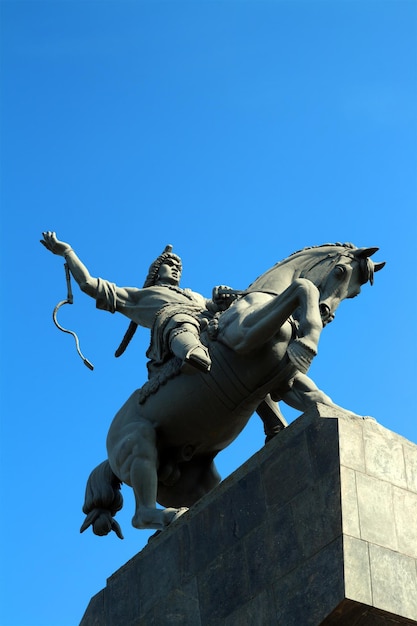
[143,245,183,287]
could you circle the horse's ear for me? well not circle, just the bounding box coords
[374,261,386,272]
[356,247,379,258]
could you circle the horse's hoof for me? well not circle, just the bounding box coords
[287,340,317,374]
[164,507,189,526]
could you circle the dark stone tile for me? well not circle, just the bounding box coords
[188,467,266,575]
[198,541,249,622]
[152,578,201,626]
[305,418,340,479]
[261,430,314,508]
[244,504,300,597]
[224,589,277,626]
[129,607,156,626]
[145,523,192,595]
[105,532,184,621]
[104,563,141,626]
[79,591,105,626]
[291,470,341,560]
[217,467,267,541]
[187,500,229,574]
[272,536,344,626]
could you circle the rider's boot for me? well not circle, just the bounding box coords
[183,344,211,373]
[170,326,211,374]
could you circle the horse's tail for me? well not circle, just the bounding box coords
[80,460,124,539]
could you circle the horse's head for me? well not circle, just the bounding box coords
[304,246,385,326]
[248,242,385,327]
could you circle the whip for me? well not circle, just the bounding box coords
[52,262,94,370]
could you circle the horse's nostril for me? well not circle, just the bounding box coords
[320,303,330,318]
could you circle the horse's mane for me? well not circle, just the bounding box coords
[288,242,356,257]
[248,242,373,290]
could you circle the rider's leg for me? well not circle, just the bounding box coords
[170,323,211,373]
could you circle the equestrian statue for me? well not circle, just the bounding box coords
[41,232,384,538]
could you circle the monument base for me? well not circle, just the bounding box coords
[80,404,417,625]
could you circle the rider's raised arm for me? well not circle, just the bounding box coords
[63,249,99,296]
[65,251,140,312]
[40,231,99,295]
[94,279,142,314]
[41,231,136,306]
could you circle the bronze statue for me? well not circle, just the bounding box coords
[41,233,384,537]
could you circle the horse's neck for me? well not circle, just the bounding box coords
[248,249,340,294]
[248,259,302,294]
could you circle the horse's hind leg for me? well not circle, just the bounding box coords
[113,419,187,530]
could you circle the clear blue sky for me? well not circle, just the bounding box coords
[1,1,416,624]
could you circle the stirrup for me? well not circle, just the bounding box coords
[182,345,211,374]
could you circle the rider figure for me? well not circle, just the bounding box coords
[41,232,236,374]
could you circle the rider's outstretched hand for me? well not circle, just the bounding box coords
[40,231,72,257]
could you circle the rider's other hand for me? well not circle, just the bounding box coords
[213,285,236,309]
[213,285,230,299]
[40,231,72,257]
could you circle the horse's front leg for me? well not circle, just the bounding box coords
[221,278,322,373]
[280,372,368,419]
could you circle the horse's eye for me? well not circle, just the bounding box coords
[335,266,346,278]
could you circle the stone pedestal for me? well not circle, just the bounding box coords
[80,404,417,625]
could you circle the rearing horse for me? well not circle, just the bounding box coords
[66,242,384,538]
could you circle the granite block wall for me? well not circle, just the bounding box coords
[80,404,417,625]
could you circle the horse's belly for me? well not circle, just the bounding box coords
[107,334,292,458]
[143,373,257,452]
[142,340,289,451]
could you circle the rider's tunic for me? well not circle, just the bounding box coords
[95,278,210,365]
